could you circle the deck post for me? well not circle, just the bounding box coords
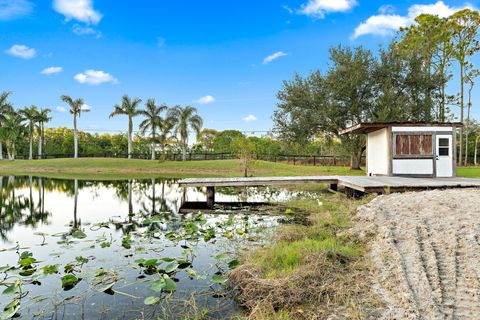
[206,186,215,209]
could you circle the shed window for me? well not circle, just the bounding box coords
[438,138,449,156]
[395,134,433,156]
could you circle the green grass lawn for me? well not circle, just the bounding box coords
[456,166,480,178]
[0,158,365,180]
[1,158,479,180]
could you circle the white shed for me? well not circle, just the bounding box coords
[340,122,463,178]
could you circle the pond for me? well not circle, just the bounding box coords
[0,176,318,319]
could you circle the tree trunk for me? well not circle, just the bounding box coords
[74,115,78,159]
[350,150,363,170]
[182,137,187,161]
[128,117,132,159]
[464,84,473,166]
[459,63,464,166]
[29,125,33,160]
[151,131,156,160]
[475,136,479,166]
[38,124,42,160]
[0,141,3,160]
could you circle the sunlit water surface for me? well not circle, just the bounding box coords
[0,176,318,319]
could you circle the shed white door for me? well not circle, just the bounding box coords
[436,135,453,177]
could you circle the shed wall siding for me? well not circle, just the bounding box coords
[367,128,389,176]
[392,159,434,175]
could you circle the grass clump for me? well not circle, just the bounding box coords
[229,191,381,319]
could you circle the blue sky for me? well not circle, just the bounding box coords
[1,0,479,135]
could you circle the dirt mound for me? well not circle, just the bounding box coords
[353,188,480,320]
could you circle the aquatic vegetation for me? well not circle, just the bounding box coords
[0,176,290,319]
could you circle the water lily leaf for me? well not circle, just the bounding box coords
[43,265,59,275]
[150,279,166,292]
[61,274,79,290]
[19,251,32,259]
[228,259,240,269]
[2,283,18,295]
[18,257,36,268]
[144,296,160,305]
[186,268,197,277]
[165,263,178,273]
[215,253,229,261]
[211,274,227,284]
[100,242,110,248]
[160,257,175,262]
[71,231,87,239]
[144,259,160,267]
[1,299,20,319]
[121,235,132,249]
[75,256,89,264]
[223,232,233,239]
[163,275,176,292]
[19,268,36,277]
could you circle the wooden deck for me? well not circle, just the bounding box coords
[179,176,480,193]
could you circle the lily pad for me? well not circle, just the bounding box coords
[61,274,79,290]
[71,231,87,239]
[211,274,227,284]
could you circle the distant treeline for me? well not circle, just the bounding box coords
[10,127,344,159]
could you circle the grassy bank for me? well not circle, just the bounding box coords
[0,158,364,180]
[230,188,381,319]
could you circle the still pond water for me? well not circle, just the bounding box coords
[0,176,317,319]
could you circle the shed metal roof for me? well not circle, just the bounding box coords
[339,122,463,135]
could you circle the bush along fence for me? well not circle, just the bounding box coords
[12,152,364,167]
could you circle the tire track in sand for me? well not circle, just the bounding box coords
[353,189,480,320]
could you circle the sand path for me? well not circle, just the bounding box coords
[353,189,480,320]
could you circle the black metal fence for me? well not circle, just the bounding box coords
[12,152,364,167]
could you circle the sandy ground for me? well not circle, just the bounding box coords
[353,189,480,320]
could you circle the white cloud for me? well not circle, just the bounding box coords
[81,104,91,111]
[74,69,118,85]
[299,0,357,18]
[53,0,101,24]
[353,1,472,39]
[263,51,287,64]
[243,114,258,122]
[5,44,36,59]
[0,0,32,20]
[195,95,215,105]
[56,106,66,113]
[41,66,63,75]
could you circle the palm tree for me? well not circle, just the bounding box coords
[0,91,13,161]
[60,95,88,159]
[167,106,203,161]
[0,111,25,160]
[139,99,167,160]
[158,117,175,158]
[36,108,51,160]
[109,95,142,159]
[20,105,39,160]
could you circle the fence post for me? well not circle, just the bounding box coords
[313,156,316,166]
[293,156,296,165]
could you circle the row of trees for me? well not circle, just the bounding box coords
[0,92,204,161]
[273,9,480,169]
